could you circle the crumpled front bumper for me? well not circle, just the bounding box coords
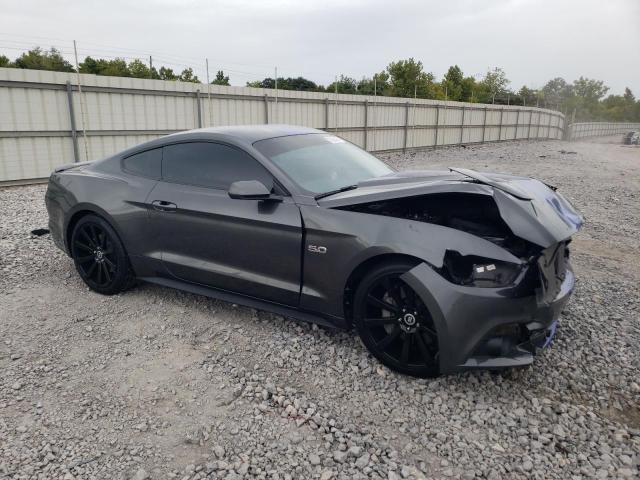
[401,262,575,374]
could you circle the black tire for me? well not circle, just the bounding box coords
[70,214,135,295]
[354,261,440,377]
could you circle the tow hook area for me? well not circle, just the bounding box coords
[473,320,558,359]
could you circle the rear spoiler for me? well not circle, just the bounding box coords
[54,161,93,173]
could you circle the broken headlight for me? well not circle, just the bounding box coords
[442,251,522,288]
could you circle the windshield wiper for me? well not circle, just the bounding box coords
[314,184,358,200]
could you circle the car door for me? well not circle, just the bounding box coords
[147,141,303,307]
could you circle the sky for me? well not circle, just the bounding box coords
[1,0,638,95]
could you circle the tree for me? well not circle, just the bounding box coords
[356,72,389,95]
[80,57,130,77]
[211,70,230,85]
[386,58,437,99]
[159,66,178,81]
[326,75,358,94]
[572,77,609,102]
[479,67,509,103]
[178,68,200,83]
[460,76,477,102]
[517,86,538,106]
[14,47,74,72]
[285,76,321,91]
[568,77,610,121]
[441,65,464,101]
[0,55,11,68]
[623,87,635,103]
[541,77,572,108]
[128,59,152,79]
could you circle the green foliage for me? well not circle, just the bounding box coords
[541,77,571,107]
[2,45,640,122]
[326,75,358,94]
[159,66,178,81]
[245,76,322,91]
[14,47,74,72]
[211,70,230,86]
[442,65,464,101]
[386,58,436,98]
[516,86,538,106]
[355,72,389,95]
[178,68,199,83]
[479,67,510,103]
[128,59,155,79]
[80,57,130,77]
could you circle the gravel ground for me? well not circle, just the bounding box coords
[1,138,639,480]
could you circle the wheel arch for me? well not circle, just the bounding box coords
[342,253,424,325]
[65,205,128,259]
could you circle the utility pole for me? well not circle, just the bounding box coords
[206,58,211,127]
[334,75,338,132]
[72,40,90,161]
[149,56,153,77]
[372,75,377,151]
[274,67,278,123]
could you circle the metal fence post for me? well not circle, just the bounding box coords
[434,105,440,148]
[325,98,329,130]
[547,114,552,139]
[498,108,504,141]
[482,107,487,143]
[195,90,202,128]
[459,106,465,144]
[527,110,532,139]
[66,81,80,163]
[514,109,520,140]
[364,99,369,150]
[403,102,410,152]
[264,94,269,124]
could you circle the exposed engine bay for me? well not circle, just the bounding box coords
[337,192,564,293]
[337,192,541,259]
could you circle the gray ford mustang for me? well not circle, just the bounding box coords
[46,125,583,377]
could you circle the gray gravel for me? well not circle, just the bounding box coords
[1,138,639,479]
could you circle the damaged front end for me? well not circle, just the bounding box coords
[327,169,583,372]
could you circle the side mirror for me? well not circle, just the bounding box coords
[228,180,280,201]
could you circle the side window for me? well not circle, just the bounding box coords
[161,142,273,190]
[122,148,162,178]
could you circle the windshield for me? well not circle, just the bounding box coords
[253,134,393,194]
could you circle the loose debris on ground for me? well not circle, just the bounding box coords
[1,138,638,479]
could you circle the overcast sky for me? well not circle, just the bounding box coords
[1,0,638,94]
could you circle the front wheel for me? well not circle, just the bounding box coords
[354,261,440,377]
[70,214,134,295]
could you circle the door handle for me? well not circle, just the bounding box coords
[151,200,177,211]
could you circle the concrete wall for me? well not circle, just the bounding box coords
[0,67,565,183]
[567,122,640,140]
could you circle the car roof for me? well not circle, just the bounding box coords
[166,124,323,144]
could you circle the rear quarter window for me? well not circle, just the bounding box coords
[122,148,162,179]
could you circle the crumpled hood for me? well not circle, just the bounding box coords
[318,168,584,248]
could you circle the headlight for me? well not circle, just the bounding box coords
[442,251,522,288]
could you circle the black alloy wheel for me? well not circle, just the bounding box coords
[354,261,440,377]
[70,214,134,295]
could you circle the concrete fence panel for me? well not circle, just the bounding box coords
[0,67,565,184]
[567,122,640,140]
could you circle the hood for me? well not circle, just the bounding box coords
[318,168,584,248]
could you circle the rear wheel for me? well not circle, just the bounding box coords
[354,261,440,377]
[70,214,134,295]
